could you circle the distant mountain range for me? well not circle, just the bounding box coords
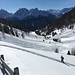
[51,7,75,29]
[47,7,73,18]
[0,7,74,19]
[13,8,51,20]
[0,9,12,18]
[37,7,75,35]
[0,6,74,31]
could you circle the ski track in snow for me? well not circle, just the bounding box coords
[0,44,75,68]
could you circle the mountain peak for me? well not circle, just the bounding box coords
[0,9,12,18]
[0,9,8,13]
[0,6,74,19]
[18,8,29,11]
[30,8,39,11]
[13,8,29,19]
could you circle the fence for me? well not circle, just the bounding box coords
[0,55,19,75]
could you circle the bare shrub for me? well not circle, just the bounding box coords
[55,48,59,53]
[67,51,70,55]
[71,48,75,55]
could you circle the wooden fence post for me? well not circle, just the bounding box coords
[0,55,20,75]
[1,54,4,60]
[14,67,19,75]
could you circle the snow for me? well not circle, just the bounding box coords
[0,41,75,75]
[0,26,75,75]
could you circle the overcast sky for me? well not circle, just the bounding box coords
[0,0,75,13]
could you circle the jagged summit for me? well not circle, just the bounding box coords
[0,6,74,19]
[47,7,73,18]
[13,8,29,19]
[0,9,12,18]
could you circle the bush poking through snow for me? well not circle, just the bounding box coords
[55,48,59,53]
[71,48,75,56]
[43,39,45,42]
[53,38,61,43]
[52,32,57,36]
[21,31,25,38]
[67,51,70,55]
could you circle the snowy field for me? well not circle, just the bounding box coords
[0,27,75,75]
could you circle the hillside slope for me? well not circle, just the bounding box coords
[0,25,75,75]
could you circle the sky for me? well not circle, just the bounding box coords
[0,0,75,13]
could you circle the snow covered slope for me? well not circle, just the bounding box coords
[0,26,75,75]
